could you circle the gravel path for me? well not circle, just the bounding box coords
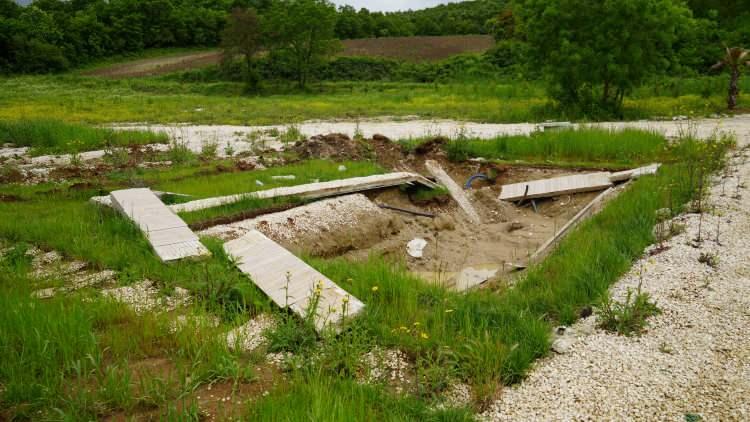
[482,149,750,421]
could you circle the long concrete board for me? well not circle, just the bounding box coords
[110,188,210,262]
[499,172,613,202]
[224,230,364,331]
[170,172,438,214]
[609,163,661,183]
[424,160,481,224]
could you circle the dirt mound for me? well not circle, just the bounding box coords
[292,133,367,161]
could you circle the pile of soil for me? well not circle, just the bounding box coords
[292,133,368,160]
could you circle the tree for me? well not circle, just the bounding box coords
[712,47,750,110]
[264,0,339,88]
[517,0,692,114]
[221,7,263,91]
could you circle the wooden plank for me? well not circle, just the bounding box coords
[224,230,364,332]
[170,172,438,213]
[110,188,210,262]
[609,163,661,183]
[528,186,621,264]
[424,160,481,224]
[499,172,613,202]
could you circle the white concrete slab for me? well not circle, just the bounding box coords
[224,230,364,332]
[499,172,613,202]
[110,188,210,262]
[609,163,661,183]
[170,172,437,214]
[424,160,482,224]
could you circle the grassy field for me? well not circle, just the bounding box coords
[1,74,746,125]
[0,119,168,156]
[0,123,733,419]
[447,128,669,168]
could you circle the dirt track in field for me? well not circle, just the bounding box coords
[84,50,222,78]
[84,35,496,79]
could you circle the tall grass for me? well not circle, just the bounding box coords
[297,134,733,403]
[0,119,168,156]
[446,128,667,167]
[0,75,742,125]
[248,374,473,421]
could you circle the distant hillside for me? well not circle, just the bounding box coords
[342,35,495,62]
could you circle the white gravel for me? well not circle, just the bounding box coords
[482,149,750,421]
[200,193,384,241]
[109,114,750,154]
[101,281,191,313]
[226,314,276,352]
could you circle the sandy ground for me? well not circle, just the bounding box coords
[481,149,750,421]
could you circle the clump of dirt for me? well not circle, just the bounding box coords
[0,193,23,202]
[413,136,448,155]
[0,166,24,184]
[292,133,368,161]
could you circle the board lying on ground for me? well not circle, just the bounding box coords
[499,172,614,202]
[609,163,661,182]
[424,160,481,224]
[528,186,622,265]
[224,230,364,332]
[110,188,210,262]
[169,172,438,213]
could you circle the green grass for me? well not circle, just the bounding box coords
[287,134,733,403]
[0,160,382,311]
[0,128,733,418]
[0,119,168,156]
[0,74,745,125]
[249,374,473,421]
[446,128,668,168]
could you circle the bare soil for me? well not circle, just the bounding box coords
[341,35,495,62]
[203,133,601,288]
[85,51,222,79]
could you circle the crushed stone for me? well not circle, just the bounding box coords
[226,314,276,352]
[101,281,191,313]
[482,149,750,421]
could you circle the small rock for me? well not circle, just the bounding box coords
[508,221,525,232]
[255,180,264,186]
[338,165,347,172]
[406,238,427,258]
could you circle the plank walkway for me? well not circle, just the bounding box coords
[224,230,364,331]
[499,172,613,201]
[424,160,482,224]
[170,172,437,213]
[110,188,210,262]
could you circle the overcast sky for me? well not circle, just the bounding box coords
[331,0,457,12]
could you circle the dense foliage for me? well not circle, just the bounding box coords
[517,0,692,114]
[1,0,749,83]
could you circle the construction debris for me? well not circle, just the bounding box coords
[406,238,427,258]
[109,188,210,262]
[499,172,613,202]
[224,230,364,332]
[424,160,482,224]
[170,172,437,213]
[529,186,622,264]
[609,163,661,182]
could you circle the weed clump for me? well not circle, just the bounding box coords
[598,285,660,337]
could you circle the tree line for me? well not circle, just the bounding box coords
[0,0,505,74]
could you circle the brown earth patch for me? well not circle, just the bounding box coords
[85,51,222,79]
[341,35,495,62]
